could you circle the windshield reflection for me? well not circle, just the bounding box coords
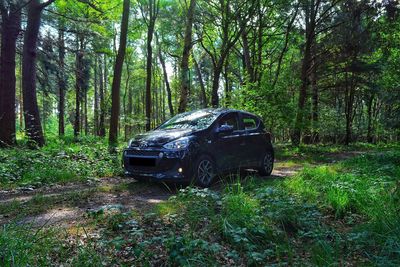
[158,110,219,130]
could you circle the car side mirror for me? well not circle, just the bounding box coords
[216,124,234,134]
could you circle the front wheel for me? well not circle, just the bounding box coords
[194,155,216,187]
[258,151,274,176]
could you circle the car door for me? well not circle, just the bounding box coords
[212,112,244,171]
[240,113,264,167]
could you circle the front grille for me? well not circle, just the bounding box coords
[126,149,160,157]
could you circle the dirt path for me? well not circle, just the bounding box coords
[0,151,364,228]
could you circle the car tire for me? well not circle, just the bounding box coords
[194,155,216,187]
[258,151,274,176]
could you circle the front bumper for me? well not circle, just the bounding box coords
[123,147,193,182]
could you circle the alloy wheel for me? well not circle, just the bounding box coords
[263,153,273,174]
[198,159,214,186]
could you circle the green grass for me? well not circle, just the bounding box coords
[1,144,399,265]
[0,136,123,189]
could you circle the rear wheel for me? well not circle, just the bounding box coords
[194,155,216,187]
[258,151,274,176]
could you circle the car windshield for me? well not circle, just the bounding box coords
[158,110,219,130]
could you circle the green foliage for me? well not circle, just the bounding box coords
[1,146,399,266]
[0,224,67,266]
[0,136,122,189]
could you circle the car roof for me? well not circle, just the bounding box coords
[196,108,258,117]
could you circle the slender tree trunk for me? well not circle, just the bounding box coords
[211,59,224,107]
[223,59,231,107]
[126,61,133,138]
[0,3,21,146]
[345,73,355,145]
[158,46,174,116]
[193,54,207,108]
[178,0,196,113]
[145,17,156,131]
[310,43,319,143]
[84,90,88,135]
[292,0,315,146]
[109,0,130,145]
[74,35,84,138]
[99,55,106,137]
[57,24,66,136]
[240,20,253,83]
[22,0,54,147]
[94,55,99,135]
[366,93,374,143]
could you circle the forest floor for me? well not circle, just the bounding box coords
[0,142,399,266]
[0,150,358,227]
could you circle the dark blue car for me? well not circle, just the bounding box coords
[123,108,274,187]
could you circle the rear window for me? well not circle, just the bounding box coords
[242,116,258,130]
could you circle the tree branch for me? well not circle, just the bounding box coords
[39,0,56,10]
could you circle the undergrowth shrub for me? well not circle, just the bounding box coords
[0,137,122,188]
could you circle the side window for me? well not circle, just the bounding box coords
[242,115,258,130]
[218,113,239,131]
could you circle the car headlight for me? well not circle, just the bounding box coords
[163,137,190,150]
[127,139,134,147]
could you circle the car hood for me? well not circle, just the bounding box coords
[130,128,194,147]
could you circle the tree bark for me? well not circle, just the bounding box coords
[22,0,54,147]
[240,19,253,83]
[109,0,130,145]
[126,60,133,138]
[366,93,374,143]
[192,54,207,108]
[57,24,66,136]
[144,0,158,131]
[74,34,84,138]
[344,72,355,145]
[98,55,106,137]
[158,49,174,116]
[310,43,319,143]
[292,0,316,146]
[178,0,196,113]
[94,55,99,135]
[211,59,224,107]
[0,2,21,146]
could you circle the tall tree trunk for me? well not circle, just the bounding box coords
[158,45,174,116]
[84,90,88,135]
[145,2,157,131]
[57,24,66,136]
[98,55,106,137]
[344,72,355,145]
[178,0,196,113]
[292,0,315,146]
[126,60,133,138]
[240,20,253,83]
[211,59,224,107]
[94,55,99,135]
[223,59,231,107]
[22,0,54,147]
[0,2,21,146]
[74,35,84,138]
[192,54,207,108]
[366,93,374,143]
[310,43,319,143]
[109,0,130,145]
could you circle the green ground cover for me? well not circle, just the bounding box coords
[0,144,399,266]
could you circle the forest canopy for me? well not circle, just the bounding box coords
[0,0,399,147]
